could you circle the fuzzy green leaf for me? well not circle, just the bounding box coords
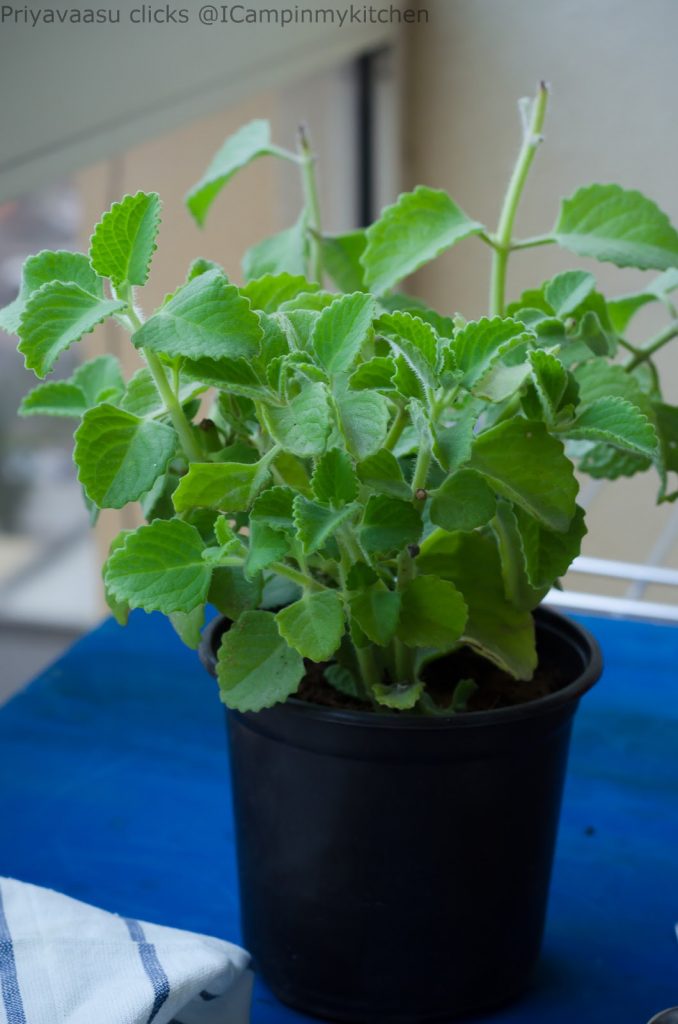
[373,680,424,710]
[264,382,331,457]
[120,367,204,418]
[169,606,205,650]
[452,317,533,390]
[311,448,358,505]
[104,519,211,614]
[349,583,401,647]
[244,519,289,578]
[563,396,658,457]
[250,485,296,531]
[209,566,262,620]
[293,495,358,554]
[356,449,410,499]
[173,458,271,513]
[360,495,422,555]
[311,292,376,374]
[216,610,305,711]
[241,273,319,313]
[543,270,596,317]
[471,418,578,532]
[133,269,262,361]
[186,120,284,226]
[0,250,104,336]
[18,282,125,378]
[348,356,396,392]
[418,530,537,679]
[553,184,678,270]
[335,387,390,460]
[276,590,345,662]
[20,381,88,418]
[89,191,161,287]
[74,404,176,508]
[242,217,308,281]
[528,350,572,423]
[429,469,496,532]
[606,269,678,333]
[319,230,367,292]
[397,574,468,649]
[362,186,484,294]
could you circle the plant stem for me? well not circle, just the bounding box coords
[625,319,678,370]
[121,291,203,462]
[270,561,326,592]
[384,405,407,452]
[489,82,549,316]
[297,124,323,284]
[394,548,417,683]
[411,445,432,493]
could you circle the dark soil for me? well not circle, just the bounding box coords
[295,639,572,715]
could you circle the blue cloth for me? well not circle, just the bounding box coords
[0,609,676,1023]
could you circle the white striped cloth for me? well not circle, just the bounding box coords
[0,877,252,1024]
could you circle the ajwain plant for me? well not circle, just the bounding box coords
[4,84,678,712]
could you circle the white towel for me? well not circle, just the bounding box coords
[0,877,252,1024]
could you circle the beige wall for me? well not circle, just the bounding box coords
[404,0,678,592]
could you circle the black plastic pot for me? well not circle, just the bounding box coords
[200,607,602,1023]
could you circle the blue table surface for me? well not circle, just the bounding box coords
[0,609,676,1023]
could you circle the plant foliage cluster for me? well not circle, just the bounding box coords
[5,86,678,713]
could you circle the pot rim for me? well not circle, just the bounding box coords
[199,605,603,731]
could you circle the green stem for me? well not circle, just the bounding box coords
[270,561,326,592]
[508,233,554,252]
[411,445,432,494]
[625,319,678,370]
[489,82,549,316]
[335,531,381,695]
[384,405,407,452]
[121,291,203,462]
[394,548,417,683]
[297,125,323,284]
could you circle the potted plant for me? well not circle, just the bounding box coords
[4,83,678,1021]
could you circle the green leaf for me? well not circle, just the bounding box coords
[103,530,132,625]
[348,356,396,392]
[579,444,650,480]
[606,269,678,333]
[574,360,649,410]
[133,269,262,361]
[72,355,125,405]
[377,311,441,389]
[104,519,211,614]
[516,503,587,590]
[244,519,289,578]
[398,574,468,649]
[319,230,367,292]
[470,418,578,532]
[120,367,204,418]
[418,530,537,680]
[20,381,89,418]
[217,610,305,711]
[452,317,533,390]
[169,606,205,649]
[241,273,319,313]
[74,404,176,508]
[543,270,596,317]
[562,396,658,457]
[362,186,484,294]
[429,469,496,532]
[0,250,104,335]
[492,500,550,611]
[311,448,358,505]
[173,457,271,513]
[276,590,344,662]
[242,216,308,280]
[356,449,410,499]
[180,355,269,401]
[379,293,455,339]
[335,387,390,460]
[553,184,678,270]
[293,495,358,554]
[186,120,287,226]
[18,282,125,378]
[372,680,424,710]
[360,495,422,555]
[89,191,161,287]
[264,382,331,457]
[209,566,262,619]
[324,664,366,700]
[251,485,296,531]
[528,350,572,423]
[311,292,376,374]
[349,583,401,647]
